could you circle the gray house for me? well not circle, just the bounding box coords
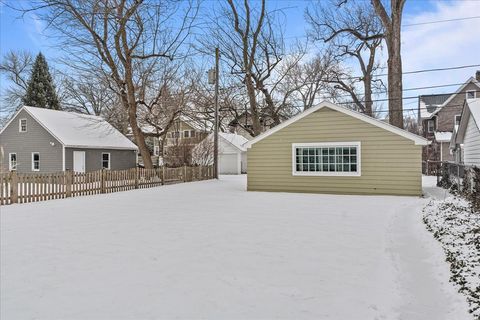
[0,106,138,173]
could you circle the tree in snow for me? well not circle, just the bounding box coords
[23,53,60,110]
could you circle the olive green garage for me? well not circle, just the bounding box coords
[244,101,429,196]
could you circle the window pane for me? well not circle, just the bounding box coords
[329,148,335,155]
[302,149,309,156]
[33,153,39,161]
[296,164,302,171]
[303,164,308,171]
[329,164,335,171]
[351,156,357,163]
[350,147,357,155]
[296,148,301,156]
[322,149,328,156]
[103,154,109,161]
[343,147,350,155]
[309,164,315,171]
[343,164,350,171]
[351,164,357,172]
[309,156,315,163]
[322,164,328,171]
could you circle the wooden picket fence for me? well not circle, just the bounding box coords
[0,166,213,205]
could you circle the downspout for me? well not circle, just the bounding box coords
[62,145,65,171]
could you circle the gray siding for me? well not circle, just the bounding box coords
[0,109,63,173]
[65,148,136,172]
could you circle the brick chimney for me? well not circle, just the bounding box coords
[476,70,480,81]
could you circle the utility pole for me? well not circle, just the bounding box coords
[209,47,220,179]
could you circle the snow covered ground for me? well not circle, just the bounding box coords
[0,175,471,319]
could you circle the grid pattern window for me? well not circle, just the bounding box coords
[9,153,17,171]
[293,143,360,176]
[19,119,27,132]
[102,153,110,170]
[466,90,476,100]
[32,153,40,171]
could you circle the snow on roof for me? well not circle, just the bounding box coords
[434,131,453,142]
[219,132,249,152]
[22,106,138,150]
[468,98,480,126]
[180,115,213,132]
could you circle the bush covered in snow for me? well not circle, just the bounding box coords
[423,197,480,318]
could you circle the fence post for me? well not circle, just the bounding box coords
[65,170,72,198]
[101,169,106,193]
[161,166,165,185]
[134,167,138,189]
[10,171,18,204]
[184,165,187,182]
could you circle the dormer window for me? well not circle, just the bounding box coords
[427,119,435,133]
[19,119,27,132]
[455,115,461,127]
[466,90,476,100]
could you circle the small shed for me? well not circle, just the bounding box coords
[244,101,428,196]
[191,132,248,174]
[0,106,138,173]
[218,132,248,174]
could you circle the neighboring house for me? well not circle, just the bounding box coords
[245,101,428,196]
[163,116,212,166]
[450,99,480,166]
[0,106,138,173]
[192,132,249,174]
[418,72,480,162]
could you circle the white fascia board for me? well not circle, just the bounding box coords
[244,101,428,148]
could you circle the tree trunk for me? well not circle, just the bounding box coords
[245,74,262,136]
[386,19,403,128]
[363,74,373,116]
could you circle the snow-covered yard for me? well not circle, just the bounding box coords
[0,176,471,319]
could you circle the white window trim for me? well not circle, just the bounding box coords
[427,119,435,133]
[19,118,27,132]
[9,153,17,171]
[466,90,476,100]
[291,142,361,177]
[101,152,111,170]
[32,152,40,171]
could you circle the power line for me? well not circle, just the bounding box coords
[403,16,480,27]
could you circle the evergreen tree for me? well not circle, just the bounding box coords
[23,53,60,110]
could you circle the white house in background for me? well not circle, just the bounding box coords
[192,132,249,174]
[450,98,480,166]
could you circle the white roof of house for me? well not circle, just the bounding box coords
[3,106,138,150]
[244,101,429,148]
[219,132,249,152]
[434,131,452,142]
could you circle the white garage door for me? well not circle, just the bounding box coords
[219,153,239,174]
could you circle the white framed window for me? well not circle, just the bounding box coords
[19,118,27,132]
[427,119,435,133]
[101,153,110,170]
[9,153,17,171]
[292,142,361,177]
[153,145,160,156]
[32,152,40,171]
[184,130,190,138]
[455,114,461,127]
[466,90,476,100]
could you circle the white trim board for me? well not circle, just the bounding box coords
[244,101,429,148]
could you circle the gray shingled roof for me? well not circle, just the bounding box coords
[419,94,451,112]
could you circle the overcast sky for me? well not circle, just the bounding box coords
[1,0,479,117]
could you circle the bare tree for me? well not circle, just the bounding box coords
[371,0,405,128]
[200,0,285,135]
[21,0,199,168]
[306,1,384,116]
[0,50,33,113]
